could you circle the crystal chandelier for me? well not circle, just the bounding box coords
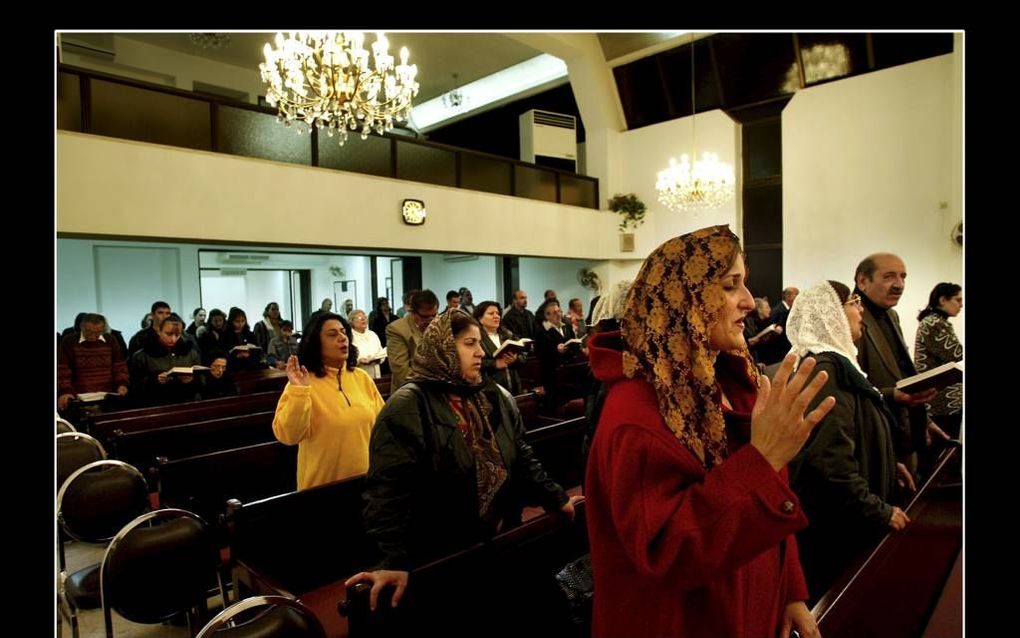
[656,34,734,212]
[259,31,419,146]
[188,33,231,50]
[442,73,466,109]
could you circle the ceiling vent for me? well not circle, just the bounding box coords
[442,255,479,263]
[218,253,271,265]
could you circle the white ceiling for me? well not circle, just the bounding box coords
[117,32,545,103]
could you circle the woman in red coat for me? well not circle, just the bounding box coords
[585,225,834,638]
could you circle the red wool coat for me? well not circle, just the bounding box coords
[585,331,810,638]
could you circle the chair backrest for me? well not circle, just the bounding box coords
[57,416,76,434]
[101,508,222,628]
[57,432,106,491]
[58,460,149,544]
[195,595,326,638]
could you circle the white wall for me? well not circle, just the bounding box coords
[62,35,264,103]
[519,257,602,315]
[57,132,625,260]
[611,109,741,257]
[420,255,499,308]
[57,238,202,337]
[784,53,962,351]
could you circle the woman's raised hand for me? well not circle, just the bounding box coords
[751,353,836,471]
[285,355,310,387]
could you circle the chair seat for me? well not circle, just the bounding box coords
[65,563,102,609]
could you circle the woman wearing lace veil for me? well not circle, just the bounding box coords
[585,225,833,638]
[786,280,913,602]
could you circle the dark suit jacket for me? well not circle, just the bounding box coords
[857,305,926,455]
[761,302,793,365]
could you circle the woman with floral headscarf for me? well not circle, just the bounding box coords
[585,226,834,638]
[786,280,912,603]
[346,309,583,611]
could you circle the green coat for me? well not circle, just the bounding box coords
[789,352,898,599]
[363,381,567,570]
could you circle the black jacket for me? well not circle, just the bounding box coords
[479,328,526,396]
[788,351,898,600]
[363,381,567,570]
[128,333,203,406]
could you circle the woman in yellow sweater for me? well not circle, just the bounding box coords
[273,313,385,490]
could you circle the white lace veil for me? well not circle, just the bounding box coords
[590,280,633,325]
[786,281,866,378]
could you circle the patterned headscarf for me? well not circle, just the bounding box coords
[407,309,507,517]
[620,225,758,468]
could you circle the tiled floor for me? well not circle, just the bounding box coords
[59,541,215,638]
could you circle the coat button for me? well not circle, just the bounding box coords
[781,500,795,514]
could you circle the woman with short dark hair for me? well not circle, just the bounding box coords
[473,300,526,395]
[272,312,384,490]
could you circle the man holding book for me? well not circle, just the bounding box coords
[853,253,938,476]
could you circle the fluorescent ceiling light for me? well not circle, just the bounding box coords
[410,53,568,131]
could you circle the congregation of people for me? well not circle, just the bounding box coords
[56,231,962,635]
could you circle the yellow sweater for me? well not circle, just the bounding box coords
[272,365,385,490]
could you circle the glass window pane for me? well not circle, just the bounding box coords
[742,184,783,245]
[515,165,557,203]
[90,80,211,150]
[461,153,512,196]
[319,134,392,177]
[559,174,597,209]
[216,106,311,165]
[57,72,82,132]
[396,141,456,187]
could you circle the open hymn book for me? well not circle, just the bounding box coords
[895,362,962,394]
[493,338,533,358]
[76,392,117,402]
[230,344,261,353]
[750,323,780,341]
[167,366,211,375]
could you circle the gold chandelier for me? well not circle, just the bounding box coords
[259,31,419,146]
[655,34,734,212]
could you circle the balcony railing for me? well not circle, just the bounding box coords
[57,64,598,209]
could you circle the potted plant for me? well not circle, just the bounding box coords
[609,193,647,232]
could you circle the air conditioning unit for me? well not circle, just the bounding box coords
[442,255,479,263]
[218,253,271,265]
[61,34,116,62]
[519,109,577,172]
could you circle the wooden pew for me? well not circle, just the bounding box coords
[156,440,298,531]
[374,376,392,399]
[525,416,587,490]
[227,475,372,600]
[513,392,563,431]
[226,415,588,638]
[341,502,590,638]
[232,367,289,395]
[108,411,277,479]
[89,390,282,445]
[812,446,962,638]
[517,356,544,392]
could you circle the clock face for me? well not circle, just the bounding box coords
[402,199,426,225]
